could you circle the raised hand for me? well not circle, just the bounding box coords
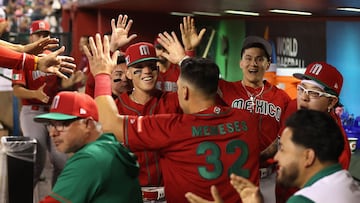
[24,37,60,55]
[35,83,50,103]
[180,16,206,51]
[85,34,118,76]
[37,46,75,79]
[157,31,186,64]
[110,14,137,52]
[230,174,263,203]
[185,185,224,203]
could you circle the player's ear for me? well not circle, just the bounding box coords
[327,97,338,111]
[183,86,189,100]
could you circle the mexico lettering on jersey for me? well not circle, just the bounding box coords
[12,69,60,105]
[156,64,180,92]
[218,80,290,151]
[115,90,181,187]
[124,106,260,203]
[291,164,360,203]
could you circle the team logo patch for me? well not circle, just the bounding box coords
[79,108,87,115]
[12,74,21,80]
[130,118,135,124]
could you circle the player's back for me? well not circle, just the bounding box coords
[125,105,260,203]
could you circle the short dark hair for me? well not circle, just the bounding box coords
[117,55,126,65]
[285,109,344,163]
[241,42,271,61]
[180,57,219,97]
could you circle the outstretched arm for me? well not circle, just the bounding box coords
[109,14,137,52]
[84,33,125,142]
[0,45,74,79]
[0,37,59,55]
[180,16,206,51]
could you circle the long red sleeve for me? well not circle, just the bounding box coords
[0,45,36,70]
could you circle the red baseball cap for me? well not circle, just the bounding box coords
[34,91,99,122]
[30,20,50,34]
[293,62,343,96]
[125,42,158,67]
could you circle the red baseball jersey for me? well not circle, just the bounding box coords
[12,69,60,105]
[218,80,291,151]
[123,105,260,203]
[0,46,36,71]
[116,89,181,186]
[156,63,180,92]
[85,67,95,98]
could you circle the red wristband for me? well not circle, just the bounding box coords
[94,74,112,98]
[185,50,195,57]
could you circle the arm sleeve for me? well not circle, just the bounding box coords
[85,70,95,98]
[185,50,195,57]
[0,46,36,70]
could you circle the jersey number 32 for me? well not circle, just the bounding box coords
[197,139,249,180]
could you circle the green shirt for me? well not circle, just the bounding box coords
[50,133,142,203]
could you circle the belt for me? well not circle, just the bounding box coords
[30,105,50,111]
[259,164,276,179]
[142,187,165,201]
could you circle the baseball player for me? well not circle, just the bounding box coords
[186,110,360,203]
[157,33,291,203]
[111,54,132,98]
[217,36,291,203]
[154,16,205,92]
[104,15,201,202]
[12,20,72,188]
[116,42,180,202]
[85,34,261,203]
[276,62,352,203]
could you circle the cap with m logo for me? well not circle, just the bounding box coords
[125,42,158,67]
[293,62,343,96]
[34,92,99,122]
[30,20,50,34]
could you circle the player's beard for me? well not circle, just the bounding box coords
[276,161,299,188]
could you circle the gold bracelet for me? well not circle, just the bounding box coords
[34,56,38,70]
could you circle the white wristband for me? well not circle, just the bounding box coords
[178,56,190,66]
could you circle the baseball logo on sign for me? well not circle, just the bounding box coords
[309,63,323,75]
[139,45,150,56]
